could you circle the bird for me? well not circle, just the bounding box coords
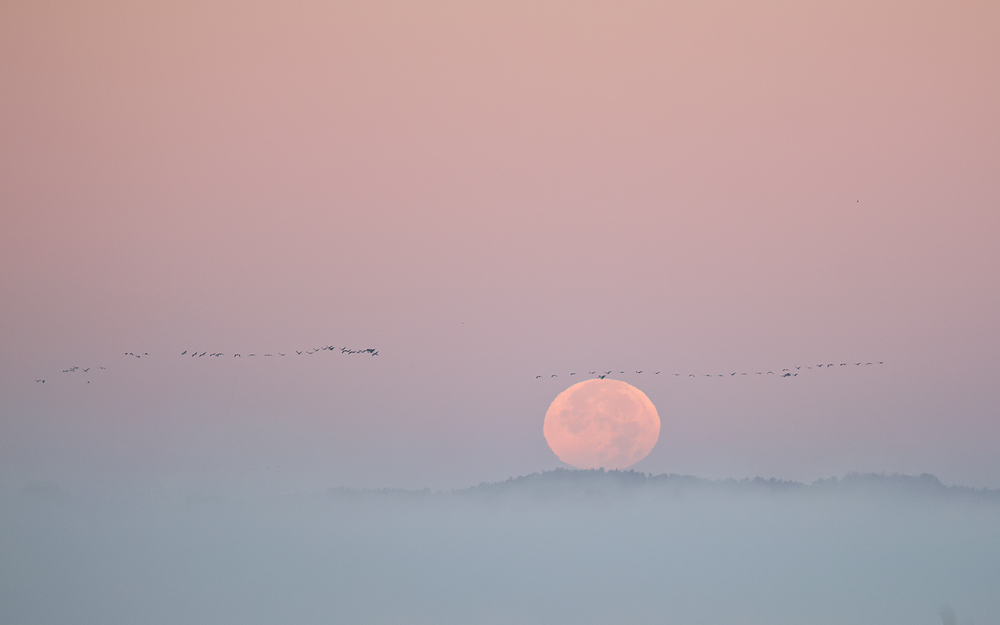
[296,351,302,355]
[689,374,695,377]
[249,354,256,357]
[82,368,89,372]
[599,375,606,379]
[589,372,596,375]
[767,371,774,374]
[234,354,241,357]
[636,370,642,374]
[570,372,576,375]
[278,353,285,356]
[866,362,872,365]
[741,373,747,375]
[551,374,558,378]
[99,367,106,369]
[265,354,272,357]
[35,379,44,383]
[796,366,801,370]
[654,371,660,374]
[878,361,883,364]
[536,375,542,379]
[731,372,736,375]
[605,371,612,375]
[782,369,789,372]
[783,373,791,377]
[181,351,187,355]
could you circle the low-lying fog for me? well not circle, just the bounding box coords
[3,471,998,625]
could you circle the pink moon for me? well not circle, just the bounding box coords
[543,379,661,470]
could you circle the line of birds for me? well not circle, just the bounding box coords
[37,345,379,383]
[178,346,378,357]
[535,362,885,380]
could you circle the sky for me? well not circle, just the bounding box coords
[2,0,999,492]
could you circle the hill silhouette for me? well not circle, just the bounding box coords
[328,469,1000,503]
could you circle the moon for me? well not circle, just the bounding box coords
[543,379,660,470]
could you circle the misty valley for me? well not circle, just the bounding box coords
[3,470,998,625]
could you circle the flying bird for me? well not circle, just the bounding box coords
[536,375,542,379]
[181,351,187,355]
[36,379,44,383]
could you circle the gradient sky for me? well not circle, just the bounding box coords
[2,0,999,491]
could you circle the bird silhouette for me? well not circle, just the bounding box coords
[783,373,791,377]
[181,351,187,355]
[234,354,241,357]
[36,379,44,383]
[536,375,542,379]
[551,374,557,377]
[599,375,606,379]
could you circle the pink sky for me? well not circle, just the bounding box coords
[1,0,999,491]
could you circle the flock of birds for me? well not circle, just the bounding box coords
[535,361,885,380]
[177,346,378,358]
[34,345,379,383]
[35,348,884,385]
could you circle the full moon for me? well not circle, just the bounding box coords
[543,379,660,470]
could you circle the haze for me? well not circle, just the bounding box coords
[1,0,999,621]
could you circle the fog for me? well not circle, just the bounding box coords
[3,471,997,625]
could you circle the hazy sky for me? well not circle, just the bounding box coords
[2,0,999,491]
